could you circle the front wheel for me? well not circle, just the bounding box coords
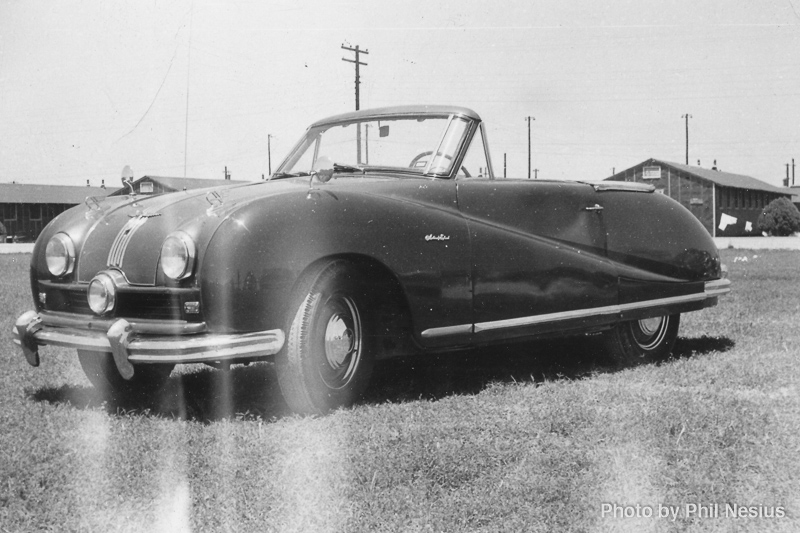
[276,260,375,415]
[603,314,680,367]
[77,350,173,402]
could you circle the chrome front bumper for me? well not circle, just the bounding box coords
[12,310,285,380]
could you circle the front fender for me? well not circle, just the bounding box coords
[199,182,472,341]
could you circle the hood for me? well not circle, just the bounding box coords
[74,180,305,285]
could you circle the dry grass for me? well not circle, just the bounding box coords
[1,250,798,532]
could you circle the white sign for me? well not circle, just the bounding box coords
[719,213,737,230]
[642,166,661,180]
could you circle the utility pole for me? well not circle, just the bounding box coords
[267,134,273,176]
[183,3,194,177]
[526,116,535,179]
[342,43,369,163]
[503,153,507,178]
[682,114,692,165]
[793,158,796,186]
[342,44,369,111]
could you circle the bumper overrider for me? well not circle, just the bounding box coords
[12,310,285,380]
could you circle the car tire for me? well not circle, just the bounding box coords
[276,260,375,415]
[603,314,680,367]
[77,350,173,402]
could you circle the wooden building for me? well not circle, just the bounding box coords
[1,182,110,242]
[788,186,800,212]
[1,176,254,242]
[109,175,249,196]
[606,159,791,237]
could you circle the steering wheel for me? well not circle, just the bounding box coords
[409,151,437,169]
[408,151,470,177]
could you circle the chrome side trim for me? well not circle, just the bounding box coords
[420,323,472,339]
[473,302,622,333]
[423,280,729,338]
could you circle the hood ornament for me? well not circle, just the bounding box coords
[121,165,136,196]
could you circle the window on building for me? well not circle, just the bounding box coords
[29,204,42,221]
[4,204,17,221]
[642,166,661,180]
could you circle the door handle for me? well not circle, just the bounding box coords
[585,204,604,211]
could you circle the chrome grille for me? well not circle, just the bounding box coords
[107,215,148,268]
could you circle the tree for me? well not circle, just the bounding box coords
[757,197,800,236]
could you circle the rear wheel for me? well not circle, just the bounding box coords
[276,260,375,415]
[604,314,680,367]
[77,350,173,402]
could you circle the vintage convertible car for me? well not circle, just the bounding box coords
[13,105,730,414]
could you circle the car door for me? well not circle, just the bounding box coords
[456,179,619,343]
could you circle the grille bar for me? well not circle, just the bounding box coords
[107,216,148,268]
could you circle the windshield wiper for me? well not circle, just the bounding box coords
[333,163,365,174]
[270,171,310,180]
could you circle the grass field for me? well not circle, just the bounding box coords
[1,250,798,532]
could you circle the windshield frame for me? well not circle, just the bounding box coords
[273,110,485,180]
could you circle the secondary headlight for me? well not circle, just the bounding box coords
[160,231,196,280]
[45,233,76,277]
[87,272,117,315]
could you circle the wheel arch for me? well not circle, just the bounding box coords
[290,252,418,360]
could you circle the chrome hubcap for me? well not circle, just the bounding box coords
[319,295,362,389]
[632,316,668,350]
[325,315,355,367]
[638,317,663,336]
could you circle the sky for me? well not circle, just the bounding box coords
[1,0,799,188]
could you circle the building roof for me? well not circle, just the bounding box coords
[0,182,111,204]
[611,158,789,195]
[109,175,252,195]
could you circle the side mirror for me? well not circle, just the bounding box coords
[379,125,390,138]
[314,169,334,183]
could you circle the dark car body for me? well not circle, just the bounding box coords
[13,105,729,413]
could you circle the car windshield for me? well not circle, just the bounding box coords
[276,114,473,177]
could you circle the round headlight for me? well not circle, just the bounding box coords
[45,233,76,277]
[160,232,196,280]
[87,273,116,315]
